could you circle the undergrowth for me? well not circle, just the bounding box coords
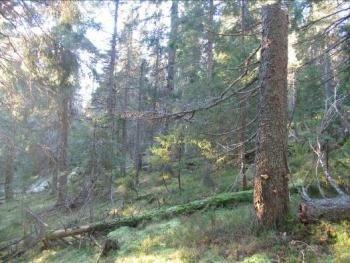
[1,166,349,262]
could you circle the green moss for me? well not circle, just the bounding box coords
[28,247,96,263]
[241,253,271,263]
[2,165,349,263]
[332,221,350,263]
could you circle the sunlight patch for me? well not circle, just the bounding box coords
[32,250,57,263]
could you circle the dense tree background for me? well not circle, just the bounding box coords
[0,0,349,261]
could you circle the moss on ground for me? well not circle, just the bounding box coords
[22,205,350,262]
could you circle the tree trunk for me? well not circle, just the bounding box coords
[150,37,161,146]
[166,0,178,93]
[4,139,14,201]
[177,136,183,191]
[207,0,214,84]
[106,0,120,202]
[238,0,249,190]
[51,165,58,196]
[120,13,133,178]
[134,61,145,185]
[253,3,289,228]
[322,41,335,112]
[56,95,69,206]
[88,120,97,221]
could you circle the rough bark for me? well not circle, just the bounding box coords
[253,3,289,228]
[44,190,252,241]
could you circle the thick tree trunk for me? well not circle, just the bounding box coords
[253,3,289,228]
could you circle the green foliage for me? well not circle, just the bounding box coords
[150,131,216,168]
[1,0,350,262]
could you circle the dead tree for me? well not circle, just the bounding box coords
[299,188,350,223]
[43,190,252,242]
[299,98,350,223]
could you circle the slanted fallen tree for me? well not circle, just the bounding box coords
[299,193,350,223]
[0,190,252,261]
[298,145,350,223]
[298,98,350,224]
[44,190,253,242]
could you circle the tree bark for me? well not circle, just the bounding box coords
[253,3,289,228]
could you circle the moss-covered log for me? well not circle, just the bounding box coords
[44,190,252,241]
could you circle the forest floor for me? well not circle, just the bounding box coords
[0,167,349,262]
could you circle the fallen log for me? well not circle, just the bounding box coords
[299,194,350,223]
[44,190,252,241]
